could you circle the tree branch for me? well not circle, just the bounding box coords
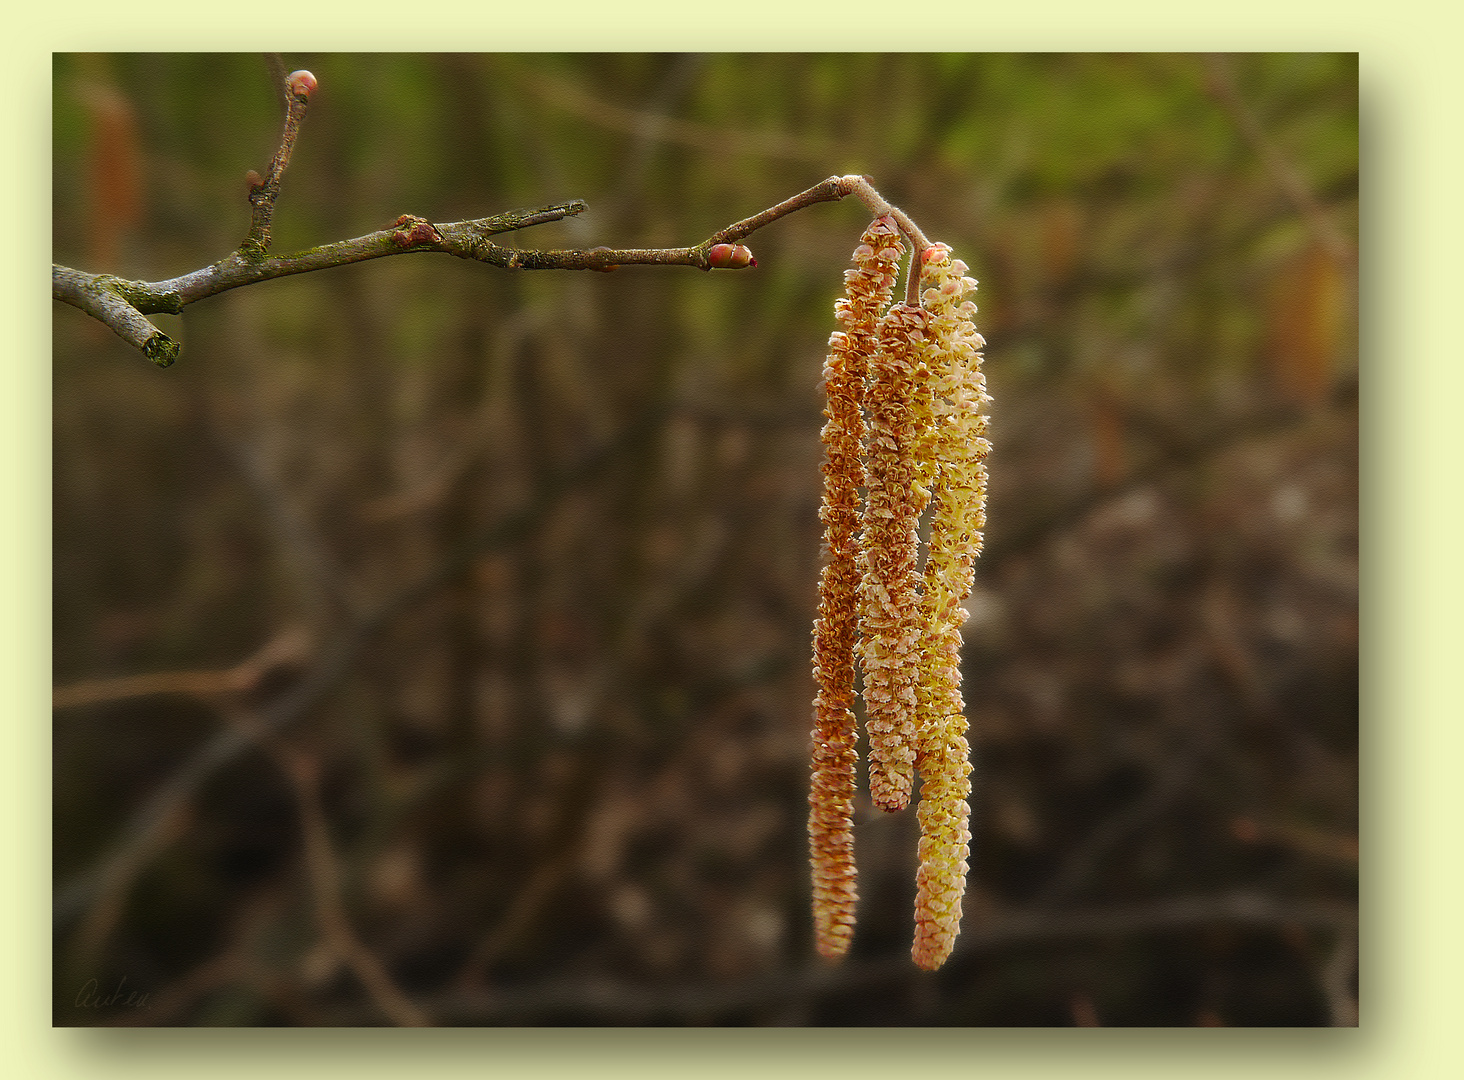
[53,55,937,365]
[55,161,932,365]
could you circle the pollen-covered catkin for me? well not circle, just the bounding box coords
[910,243,991,971]
[809,216,903,959]
[860,300,932,814]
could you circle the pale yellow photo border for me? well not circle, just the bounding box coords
[10,3,1455,1077]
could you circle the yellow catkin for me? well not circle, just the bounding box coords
[809,216,903,959]
[910,242,991,971]
[860,300,932,814]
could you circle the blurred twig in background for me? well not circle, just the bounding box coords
[266,737,430,1026]
[1203,53,1355,270]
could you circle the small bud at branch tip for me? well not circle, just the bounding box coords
[286,70,317,101]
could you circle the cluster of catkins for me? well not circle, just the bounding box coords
[809,215,990,971]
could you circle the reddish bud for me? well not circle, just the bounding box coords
[286,69,318,100]
[245,170,264,192]
[708,243,756,269]
[392,216,441,248]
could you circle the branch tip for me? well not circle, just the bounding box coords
[286,70,317,102]
[144,334,180,368]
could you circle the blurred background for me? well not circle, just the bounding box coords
[52,53,1357,1026]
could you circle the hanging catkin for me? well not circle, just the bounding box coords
[910,243,990,971]
[859,300,933,814]
[808,205,990,971]
[809,216,903,958]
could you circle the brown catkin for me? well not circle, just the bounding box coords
[809,216,903,959]
[910,243,991,971]
[859,301,932,814]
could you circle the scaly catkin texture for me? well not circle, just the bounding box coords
[860,300,932,814]
[910,243,991,971]
[809,216,903,959]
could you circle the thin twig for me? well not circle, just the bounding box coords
[268,740,430,1027]
[454,851,578,990]
[53,625,312,711]
[263,53,289,117]
[243,69,313,257]
[509,59,831,166]
[65,800,192,971]
[1203,54,1354,269]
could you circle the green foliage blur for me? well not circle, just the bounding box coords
[53,53,1357,1026]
